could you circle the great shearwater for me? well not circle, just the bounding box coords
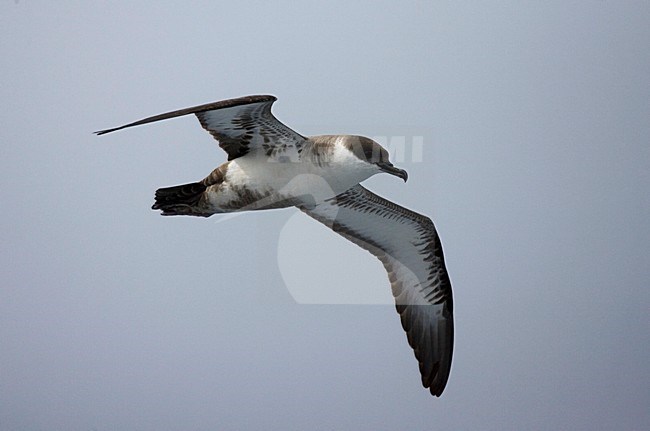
[96,95,454,396]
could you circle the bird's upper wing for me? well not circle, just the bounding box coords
[95,95,307,161]
[299,185,454,396]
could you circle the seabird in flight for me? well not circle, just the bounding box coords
[95,95,454,396]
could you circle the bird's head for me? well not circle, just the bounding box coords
[344,135,408,182]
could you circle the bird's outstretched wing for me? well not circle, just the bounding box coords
[299,185,454,396]
[95,95,307,161]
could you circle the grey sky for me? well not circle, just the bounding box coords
[1,1,649,430]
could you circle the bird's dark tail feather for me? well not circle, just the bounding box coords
[152,181,209,216]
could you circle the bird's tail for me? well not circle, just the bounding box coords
[152,181,209,216]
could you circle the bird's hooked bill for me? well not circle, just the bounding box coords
[377,162,408,182]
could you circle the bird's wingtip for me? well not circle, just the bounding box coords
[94,128,115,136]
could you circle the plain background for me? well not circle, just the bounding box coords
[1,1,649,430]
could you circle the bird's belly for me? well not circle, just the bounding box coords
[210,159,372,211]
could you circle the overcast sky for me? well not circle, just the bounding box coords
[1,1,649,430]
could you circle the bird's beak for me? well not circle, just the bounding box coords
[377,162,408,182]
